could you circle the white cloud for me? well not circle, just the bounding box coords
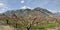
[2,9,5,10]
[0,3,5,7]
[21,6,31,9]
[0,2,5,8]
[0,2,11,13]
[21,0,24,3]
[0,0,26,13]
[0,3,4,6]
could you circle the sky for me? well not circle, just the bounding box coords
[0,0,60,13]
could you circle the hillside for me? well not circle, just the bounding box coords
[0,7,60,30]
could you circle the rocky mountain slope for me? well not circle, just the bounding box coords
[4,7,53,17]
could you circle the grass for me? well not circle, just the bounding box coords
[30,22,60,30]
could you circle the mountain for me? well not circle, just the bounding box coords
[33,7,52,16]
[4,10,16,15]
[4,7,52,17]
[53,12,60,16]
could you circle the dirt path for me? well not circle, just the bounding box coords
[0,25,15,30]
[0,25,4,30]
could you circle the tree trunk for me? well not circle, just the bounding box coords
[16,23,17,28]
[26,24,31,30]
[6,19,9,24]
[27,27,30,30]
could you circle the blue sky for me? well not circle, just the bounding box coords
[0,0,60,13]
